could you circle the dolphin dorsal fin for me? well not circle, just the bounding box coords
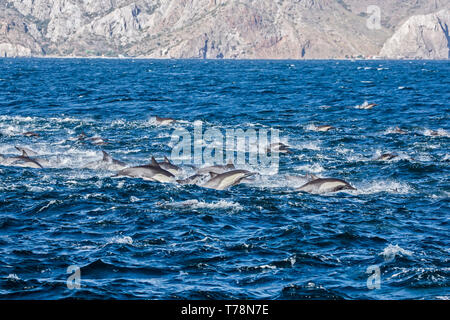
[164,156,170,163]
[209,172,218,178]
[226,159,235,168]
[151,156,160,167]
[102,151,112,162]
[15,146,26,154]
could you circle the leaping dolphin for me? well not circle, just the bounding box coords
[114,156,175,183]
[202,170,256,190]
[176,173,208,185]
[76,132,108,145]
[376,153,398,161]
[266,142,292,154]
[0,149,43,169]
[196,159,235,174]
[84,151,127,170]
[155,116,176,125]
[315,125,335,132]
[89,136,108,146]
[15,146,38,157]
[155,156,182,175]
[22,131,40,138]
[285,174,319,185]
[296,178,356,194]
[355,102,377,109]
[15,146,50,167]
[392,127,407,134]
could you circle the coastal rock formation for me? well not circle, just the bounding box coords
[380,9,450,59]
[0,3,44,57]
[0,0,448,59]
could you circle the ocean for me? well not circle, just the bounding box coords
[0,58,448,299]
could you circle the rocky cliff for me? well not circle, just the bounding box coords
[0,0,449,59]
[380,9,450,59]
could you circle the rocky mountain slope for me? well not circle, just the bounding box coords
[380,9,450,59]
[0,0,449,59]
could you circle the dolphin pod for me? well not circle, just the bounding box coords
[1,120,365,193]
[0,145,358,193]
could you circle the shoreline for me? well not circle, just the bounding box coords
[0,55,449,61]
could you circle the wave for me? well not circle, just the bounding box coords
[353,180,413,195]
[381,244,413,262]
[107,236,133,245]
[160,199,244,212]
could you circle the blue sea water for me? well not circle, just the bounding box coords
[0,58,448,300]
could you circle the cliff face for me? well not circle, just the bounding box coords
[380,9,450,59]
[0,0,449,59]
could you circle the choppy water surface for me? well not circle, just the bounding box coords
[0,59,448,299]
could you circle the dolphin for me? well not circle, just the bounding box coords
[101,151,126,167]
[376,153,398,161]
[0,150,43,169]
[266,142,292,154]
[356,102,377,109]
[15,146,38,157]
[196,159,235,174]
[114,157,175,183]
[201,170,256,190]
[155,156,182,175]
[15,146,51,167]
[22,131,40,138]
[285,173,319,185]
[428,130,447,137]
[89,136,108,146]
[155,116,176,125]
[315,125,335,132]
[76,132,108,145]
[77,132,87,141]
[84,151,127,170]
[176,173,207,185]
[392,127,407,134]
[296,178,356,194]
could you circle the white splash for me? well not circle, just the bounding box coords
[294,163,325,174]
[423,128,449,137]
[108,236,133,245]
[381,244,413,262]
[354,180,413,195]
[162,199,243,212]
